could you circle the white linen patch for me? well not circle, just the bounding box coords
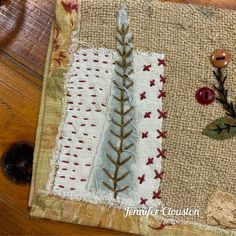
[50,48,165,209]
[51,48,114,196]
[132,52,165,207]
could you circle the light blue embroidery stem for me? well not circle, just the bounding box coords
[97,4,137,199]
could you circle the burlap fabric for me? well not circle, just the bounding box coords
[79,0,236,221]
[30,1,236,235]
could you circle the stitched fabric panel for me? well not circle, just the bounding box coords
[132,52,165,207]
[52,48,114,196]
[51,48,165,208]
[88,52,165,208]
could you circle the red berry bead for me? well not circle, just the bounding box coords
[195,87,215,105]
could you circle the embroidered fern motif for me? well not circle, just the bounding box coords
[203,64,236,139]
[213,68,236,118]
[102,3,135,199]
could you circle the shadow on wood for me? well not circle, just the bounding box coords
[0,0,26,49]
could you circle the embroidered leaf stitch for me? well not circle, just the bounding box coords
[203,117,236,140]
[101,3,136,199]
[213,69,236,118]
[203,67,236,140]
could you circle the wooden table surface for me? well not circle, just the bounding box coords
[0,0,235,235]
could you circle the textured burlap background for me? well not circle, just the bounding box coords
[30,1,236,235]
[78,0,236,222]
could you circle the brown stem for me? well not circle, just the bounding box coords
[213,68,236,118]
[103,25,133,199]
[113,26,127,199]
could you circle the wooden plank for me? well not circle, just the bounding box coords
[0,0,55,75]
[0,53,126,235]
[0,0,235,78]
[0,52,42,156]
[0,172,126,236]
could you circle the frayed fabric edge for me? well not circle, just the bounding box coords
[40,188,162,211]
[36,190,235,236]
[46,46,165,209]
[46,20,81,193]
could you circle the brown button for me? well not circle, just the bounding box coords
[210,50,230,68]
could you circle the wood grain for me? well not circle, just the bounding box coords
[0,52,42,157]
[0,0,55,75]
[0,0,235,235]
[0,171,125,236]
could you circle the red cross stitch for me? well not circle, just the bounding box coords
[146,157,154,165]
[154,170,164,180]
[157,109,167,119]
[157,148,166,158]
[150,80,155,87]
[144,112,151,118]
[138,174,145,184]
[143,64,152,71]
[158,59,166,66]
[152,190,161,199]
[140,91,146,100]
[156,130,167,139]
[142,131,148,139]
[160,75,167,83]
[158,90,166,99]
[140,198,148,205]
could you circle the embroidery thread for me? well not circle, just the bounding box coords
[102,3,136,199]
[203,50,236,140]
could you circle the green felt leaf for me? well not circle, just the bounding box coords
[203,117,236,140]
